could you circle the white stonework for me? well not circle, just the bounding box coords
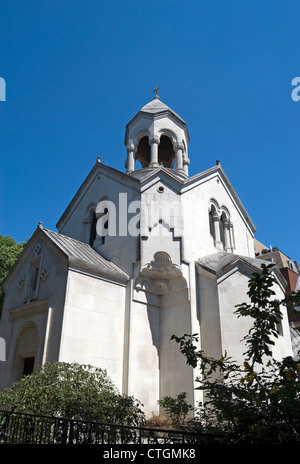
[0,95,293,416]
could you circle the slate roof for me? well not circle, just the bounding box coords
[41,227,129,281]
[140,97,186,124]
[196,252,287,287]
[196,252,265,274]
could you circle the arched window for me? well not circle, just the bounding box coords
[95,196,111,246]
[89,210,97,246]
[85,203,109,247]
[208,201,234,253]
[209,205,216,240]
[220,209,234,252]
[25,243,42,301]
[220,212,227,249]
[82,204,97,246]
[100,207,109,245]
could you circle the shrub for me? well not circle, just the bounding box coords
[0,362,145,426]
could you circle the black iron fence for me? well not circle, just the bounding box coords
[0,409,220,445]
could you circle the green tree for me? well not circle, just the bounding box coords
[0,362,145,426]
[158,392,194,429]
[170,264,300,444]
[0,235,26,317]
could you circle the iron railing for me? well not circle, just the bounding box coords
[0,409,220,445]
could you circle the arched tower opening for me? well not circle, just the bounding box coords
[135,134,175,169]
[136,135,150,168]
[125,94,190,176]
[158,135,175,168]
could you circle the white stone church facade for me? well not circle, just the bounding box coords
[0,95,293,415]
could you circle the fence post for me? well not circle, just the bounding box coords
[69,419,74,444]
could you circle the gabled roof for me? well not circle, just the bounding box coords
[135,163,256,233]
[56,158,139,230]
[40,227,129,281]
[2,224,129,289]
[56,158,255,235]
[196,251,287,288]
[197,252,264,274]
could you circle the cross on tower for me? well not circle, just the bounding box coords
[153,85,160,97]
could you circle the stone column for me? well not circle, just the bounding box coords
[126,145,136,173]
[174,142,184,172]
[183,157,190,176]
[224,222,230,252]
[224,221,232,252]
[213,215,223,250]
[149,137,160,167]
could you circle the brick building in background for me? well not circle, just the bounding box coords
[255,239,300,355]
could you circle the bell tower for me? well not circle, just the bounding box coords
[125,91,190,177]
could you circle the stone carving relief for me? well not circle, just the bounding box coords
[134,251,188,307]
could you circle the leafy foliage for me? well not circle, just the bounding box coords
[169,264,300,444]
[0,235,26,316]
[158,392,194,429]
[235,263,285,366]
[0,362,145,426]
[144,412,172,429]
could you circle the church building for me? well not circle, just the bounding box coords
[0,93,293,415]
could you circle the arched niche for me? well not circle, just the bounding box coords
[13,323,39,382]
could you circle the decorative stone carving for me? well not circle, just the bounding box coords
[34,243,42,256]
[40,267,49,281]
[135,251,187,297]
[18,277,25,290]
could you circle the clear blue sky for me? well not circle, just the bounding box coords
[1,1,299,261]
